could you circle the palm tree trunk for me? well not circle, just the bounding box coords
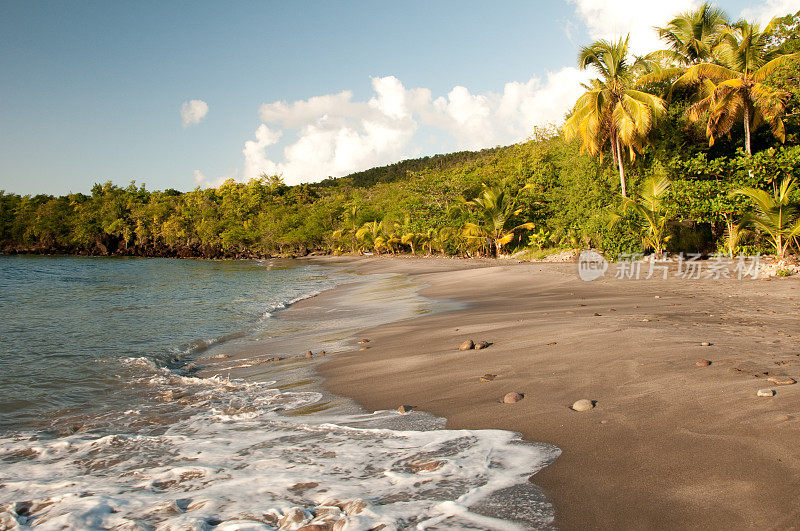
[743,102,752,156]
[615,134,627,197]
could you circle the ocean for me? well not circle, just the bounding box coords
[0,256,559,530]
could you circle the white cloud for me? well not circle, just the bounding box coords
[181,99,209,128]
[241,72,587,185]
[566,0,700,54]
[741,0,800,25]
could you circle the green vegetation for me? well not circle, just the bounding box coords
[2,6,799,260]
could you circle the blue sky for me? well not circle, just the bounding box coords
[0,0,792,195]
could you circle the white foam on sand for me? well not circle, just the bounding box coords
[0,362,560,530]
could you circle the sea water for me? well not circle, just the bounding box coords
[0,256,559,530]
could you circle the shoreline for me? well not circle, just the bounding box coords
[315,255,800,529]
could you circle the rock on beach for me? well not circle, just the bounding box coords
[572,399,594,411]
[503,392,524,404]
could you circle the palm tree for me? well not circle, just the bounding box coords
[733,176,800,258]
[617,174,672,255]
[355,220,381,254]
[675,19,798,154]
[563,36,666,196]
[460,182,535,257]
[655,3,730,66]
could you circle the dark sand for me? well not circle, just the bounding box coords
[315,256,800,530]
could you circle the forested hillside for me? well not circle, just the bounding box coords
[2,8,799,260]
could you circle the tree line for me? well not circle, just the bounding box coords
[1,6,799,260]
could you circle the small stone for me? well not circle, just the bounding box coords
[358,338,370,344]
[600,420,608,424]
[700,342,711,347]
[359,346,368,351]
[459,340,475,351]
[757,389,775,397]
[397,405,414,414]
[593,313,601,316]
[654,295,661,299]
[474,341,490,350]
[548,341,557,346]
[696,359,711,367]
[319,350,326,356]
[479,374,496,382]
[298,526,328,531]
[305,350,313,358]
[767,376,796,385]
[641,318,650,322]
[503,392,524,404]
[572,399,594,411]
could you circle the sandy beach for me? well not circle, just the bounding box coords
[315,256,800,530]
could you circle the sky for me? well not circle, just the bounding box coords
[1,0,798,195]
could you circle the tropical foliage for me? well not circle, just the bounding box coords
[2,7,800,261]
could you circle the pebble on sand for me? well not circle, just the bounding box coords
[474,341,490,350]
[767,376,796,385]
[305,350,313,358]
[358,338,370,344]
[397,405,414,414]
[572,399,594,411]
[459,340,475,351]
[696,359,712,367]
[359,346,369,351]
[503,392,524,404]
[757,389,775,397]
[479,374,496,382]
[700,342,712,347]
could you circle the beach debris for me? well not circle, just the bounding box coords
[479,374,496,382]
[305,350,314,358]
[654,295,661,299]
[396,405,414,414]
[696,359,712,367]
[279,507,308,528]
[571,399,594,411]
[319,350,326,356]
[757,389,775,397]
[548,341,557,346]
[700,342,712,347]
[358,338,370,344]
[459,340,475,351]
[593,313,601,316]
[503,392,524,404]
[474,341,491,350]
[641,318,651,322]
[359,346,369,351]
[767,376,796,385]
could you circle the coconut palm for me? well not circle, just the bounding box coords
[656,3,730,65]
[733,177,800,258]
[563,36,666,196]
[355,220,382,254]
[460,182,535,257]
[676,19,799,154]
[618,174,672,255]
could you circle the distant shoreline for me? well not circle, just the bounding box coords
[317,255,800,529]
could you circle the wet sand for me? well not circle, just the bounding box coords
[315,256,800,530]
